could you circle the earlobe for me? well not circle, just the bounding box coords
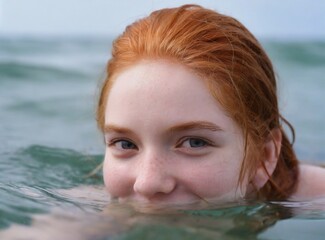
[252,128,282,189]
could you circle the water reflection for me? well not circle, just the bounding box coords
[2,185,324,240]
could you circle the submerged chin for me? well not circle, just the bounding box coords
[116,196,201,212]
[114,194,246,213]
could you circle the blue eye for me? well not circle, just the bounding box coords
[178,138,210,149]
[121,141,136,149]
[175,137,214,155]
[188,138,208,148]
[112,140,137,150]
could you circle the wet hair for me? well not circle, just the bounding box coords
[97,4,299,200]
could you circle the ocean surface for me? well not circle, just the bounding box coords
[0,37,325,239]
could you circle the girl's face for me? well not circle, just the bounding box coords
[103,60,247,208]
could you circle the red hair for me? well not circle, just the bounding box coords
[97,4,299,200]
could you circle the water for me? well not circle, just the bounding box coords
[0,37,325,239]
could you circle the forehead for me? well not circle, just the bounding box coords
[111,60,201,92]
[105,60,240,133]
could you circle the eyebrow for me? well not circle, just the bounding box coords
[104,124,135,134]
[168,121,223,133]
[104,121,223,134]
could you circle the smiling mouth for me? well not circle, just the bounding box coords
[115,197,213,214]
[114,195,248,213]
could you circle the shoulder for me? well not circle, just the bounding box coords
[290,164,325,200]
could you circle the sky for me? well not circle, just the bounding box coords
[0,0,324,39]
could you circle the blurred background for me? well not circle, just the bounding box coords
[1,0,325,39]
[1,0,325,160]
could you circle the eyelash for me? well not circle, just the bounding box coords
[108,138,138,149]
[176,137,214,148]
[107,137,214,150]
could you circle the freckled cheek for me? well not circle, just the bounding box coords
[103,159,134,197]
[187,166,240,198]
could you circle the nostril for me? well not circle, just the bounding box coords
[133,171,176,198]
[133,152,176,198]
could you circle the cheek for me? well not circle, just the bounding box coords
[103,156,134,197]
[192,169,238,197]
[186,159,243,199]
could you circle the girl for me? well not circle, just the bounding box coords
[97,4,325,208]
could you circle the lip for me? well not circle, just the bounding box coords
[117,196,208,213]
[115,190,247,213]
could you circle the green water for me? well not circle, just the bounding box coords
[1,37,325,239]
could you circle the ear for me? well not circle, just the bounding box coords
[252,128,282,189]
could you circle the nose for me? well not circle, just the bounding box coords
[133,153,176,198]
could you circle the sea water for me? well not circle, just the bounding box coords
[0,37,325,239]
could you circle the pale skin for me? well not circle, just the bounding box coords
[292,164,325,200]
[103,59,325,208]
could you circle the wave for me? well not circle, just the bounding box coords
[0,61,91,81]
[0,37,111,83]
[0,144,105,229]
[0,36,113,55]
[1,145,103,188]
[264,41,325,66]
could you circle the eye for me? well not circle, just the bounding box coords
[179,138,210,148]
[109,139,137,150]
[188,138,208,148]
